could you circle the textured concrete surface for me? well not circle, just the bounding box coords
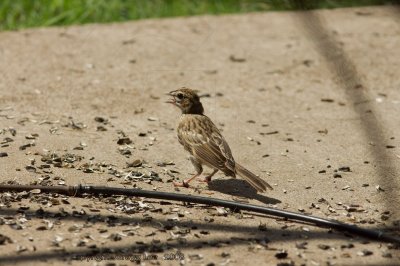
[0,6,399,266]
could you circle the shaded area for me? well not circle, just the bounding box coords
[288,0,400,215]
[0,207,397,264]
[4,184,397,243]
[0,238,397,265]
[1,206,390,237]
[2,205,397,237]
[0,232,354,264]
[0,206,289,235]
[208,178,281,205]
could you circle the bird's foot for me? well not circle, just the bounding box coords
[173,180,190,188]
[198,176,212,183]
[173,174,200,188]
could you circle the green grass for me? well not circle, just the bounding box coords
[0,0,396,31]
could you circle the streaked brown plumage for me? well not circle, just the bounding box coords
[167,87,273,192]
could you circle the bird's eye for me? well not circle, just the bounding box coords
[176,93,184,99]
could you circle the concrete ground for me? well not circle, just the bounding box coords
[0,6,399,266]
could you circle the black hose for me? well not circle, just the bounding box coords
[0,184,399,244]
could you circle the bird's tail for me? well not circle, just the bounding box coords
[236,163,273,192]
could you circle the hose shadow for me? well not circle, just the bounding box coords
[0,206,397,264]
[0,231,355,264]
[0,207,324,235]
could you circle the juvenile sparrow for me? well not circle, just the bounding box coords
[167,87,273,192]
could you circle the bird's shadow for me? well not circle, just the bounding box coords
[207,178,281,205]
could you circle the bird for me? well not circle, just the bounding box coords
[166,87,273,192]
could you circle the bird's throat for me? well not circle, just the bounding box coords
[183,101,204,115]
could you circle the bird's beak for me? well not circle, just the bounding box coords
[165,92,176,104]
[165,98,176,104]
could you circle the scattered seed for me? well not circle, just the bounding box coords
[276,261,295,266]
[108,233,123,241]
[258,223,267,231]
[117,137,132,145]
[275,250,288,259]
[126,159,143,167]
[9,128,17,136]
[30,189,41,194]
[25,134,38,140]
[94,116,107,123]
[49,127,59,134]
[66,119,86,130]
[229,55,246,62]
[318,244,330,250]
[19,142,35,150]
[25,166,36,173]
[188,254,203,260]
[122,39,135,45]
[73,146,84,150]
[341,243,354,249]
[156,161,175,166]
[16,245,27,253]
[204,70,218,75]
[36,225,48,231]
[321,98,334,103]
[296,241,308,249]
[221,252,230,258]
[261,131,279,135]
[382,251,392,258]
[1,137,14,145]
[318,129,328,134]
[0,234,13,245]
[357,249,373,256]
[338,166,351,172]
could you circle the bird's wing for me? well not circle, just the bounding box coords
[178,116,235,173]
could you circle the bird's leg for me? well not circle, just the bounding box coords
[199,169,218,183]
[173,173,201,188]
[173,156,203,188]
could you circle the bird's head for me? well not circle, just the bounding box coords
[166,87,204,114]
